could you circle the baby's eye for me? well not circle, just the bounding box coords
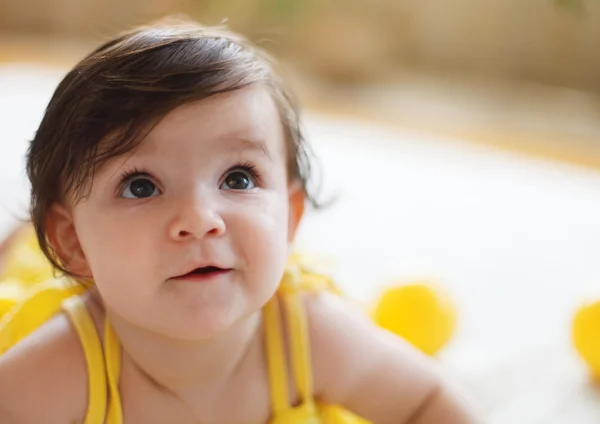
[121,178,159,199]
[220,170,256,191]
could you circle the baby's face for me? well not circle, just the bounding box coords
[66,86,301,339]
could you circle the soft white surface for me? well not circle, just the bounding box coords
[2,64,600,423]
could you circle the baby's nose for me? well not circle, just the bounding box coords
[168,198,226,240]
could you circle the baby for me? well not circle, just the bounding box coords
[0,18,477,424]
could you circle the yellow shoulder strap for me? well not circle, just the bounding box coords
[282,290,314,405]
[277,266,316,405]
[264,295,291,416]
[104,319,123,424]
[62,296,107,424]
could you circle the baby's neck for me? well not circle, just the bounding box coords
[105,306,262,394]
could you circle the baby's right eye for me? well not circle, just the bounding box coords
[121,178,160,199]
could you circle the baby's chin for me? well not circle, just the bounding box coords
[146,303,262,341]
[103,273,280,340]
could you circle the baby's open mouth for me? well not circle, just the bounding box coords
[174,266,232,280]
[190,266,223,275]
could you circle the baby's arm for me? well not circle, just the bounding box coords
[308,292,478,424]
[0,314,88,423]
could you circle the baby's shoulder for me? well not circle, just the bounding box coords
[0,312,89,423]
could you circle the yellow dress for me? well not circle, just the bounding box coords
[0,230,369,424]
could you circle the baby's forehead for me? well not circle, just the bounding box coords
[140,86,286,157]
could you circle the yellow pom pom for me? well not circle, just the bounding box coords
[573,300,600,382]
[0,280,27,318]
[373,283,457,355]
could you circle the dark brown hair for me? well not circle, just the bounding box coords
[26,17,319,276]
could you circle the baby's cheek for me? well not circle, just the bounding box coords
[235,208,286,262]
[77,219,139,286]
[250,210,287,248]
[256,215,289,271]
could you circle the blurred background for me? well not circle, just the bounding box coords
[2,1,600,422]
[2,0,600,162]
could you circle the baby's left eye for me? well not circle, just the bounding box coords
[220,170,256,191]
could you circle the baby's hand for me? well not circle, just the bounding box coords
[306,292,478,424]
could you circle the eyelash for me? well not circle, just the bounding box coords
[227,161,261,184]
[116,162,262,196]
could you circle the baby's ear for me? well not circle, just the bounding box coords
[45,203,91,278]
[287,183,305,243]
